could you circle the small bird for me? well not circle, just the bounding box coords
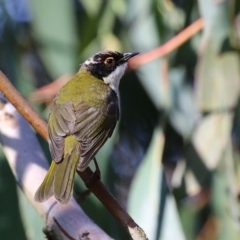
[35,50,139,204]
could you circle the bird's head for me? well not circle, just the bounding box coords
[82,50,139,92]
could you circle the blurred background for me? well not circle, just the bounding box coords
[0,0,240,239]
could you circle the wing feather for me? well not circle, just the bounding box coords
[48,101,75,162]
[78,129,111,171]
[48,98,118,168]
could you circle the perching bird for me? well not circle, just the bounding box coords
[34,50,139,204]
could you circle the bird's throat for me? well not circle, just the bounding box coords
[103,63,127,95]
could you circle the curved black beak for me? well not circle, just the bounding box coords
[121,52,139,62]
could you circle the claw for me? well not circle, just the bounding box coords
[85,157,101,188]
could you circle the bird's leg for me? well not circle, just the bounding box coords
[75,189,91,203]
[93,157,101,179]
[85,157,101,188]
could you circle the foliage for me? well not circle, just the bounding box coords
[0,0,240,239]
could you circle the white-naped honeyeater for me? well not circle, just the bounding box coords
[34,50,139,204]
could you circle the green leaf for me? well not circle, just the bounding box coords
[128,126,163,239]
[193,113,233,170]
[196,0,240,111]
[125,0,165,110]
[29,0,78,77]
[196,50,240,111]
[18,189,45,240]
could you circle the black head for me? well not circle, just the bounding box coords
[83,50,139,80]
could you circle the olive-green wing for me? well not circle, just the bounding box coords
[48,101,118,170]
[73,101,118,171]
[48,101,77,162]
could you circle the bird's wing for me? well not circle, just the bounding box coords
[73,101,118,171]
[48,101,76,162]
[48,100,118,169]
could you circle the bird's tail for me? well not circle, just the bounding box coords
[34,160,56,203]
[34,136,79,204]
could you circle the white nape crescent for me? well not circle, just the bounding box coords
[84,58,98,65]
[103,63,127,94]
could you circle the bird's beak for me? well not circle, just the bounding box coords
[121,52,139,62]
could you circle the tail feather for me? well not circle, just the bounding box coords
[34,161,55,202]
[58,153,79,204]
[35,136,79,204]
[54,150,78,204]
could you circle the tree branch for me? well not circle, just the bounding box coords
[128,18,204,69]
[0,71,148,240]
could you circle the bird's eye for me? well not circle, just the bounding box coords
[104,57,114,65]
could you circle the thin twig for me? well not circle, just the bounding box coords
[129,18,204,69]
[78,168,135,227]
[0,71,148,240]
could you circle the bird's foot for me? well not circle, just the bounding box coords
[75,189,91,202]
[85,158,101,188]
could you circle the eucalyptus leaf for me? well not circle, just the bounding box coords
[196,0,240,111]
[128,127,163,239]
[193,113,233,170]
[196,50,240,111]
[29,0,78,77]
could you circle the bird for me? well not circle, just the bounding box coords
[34,50,139,204]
